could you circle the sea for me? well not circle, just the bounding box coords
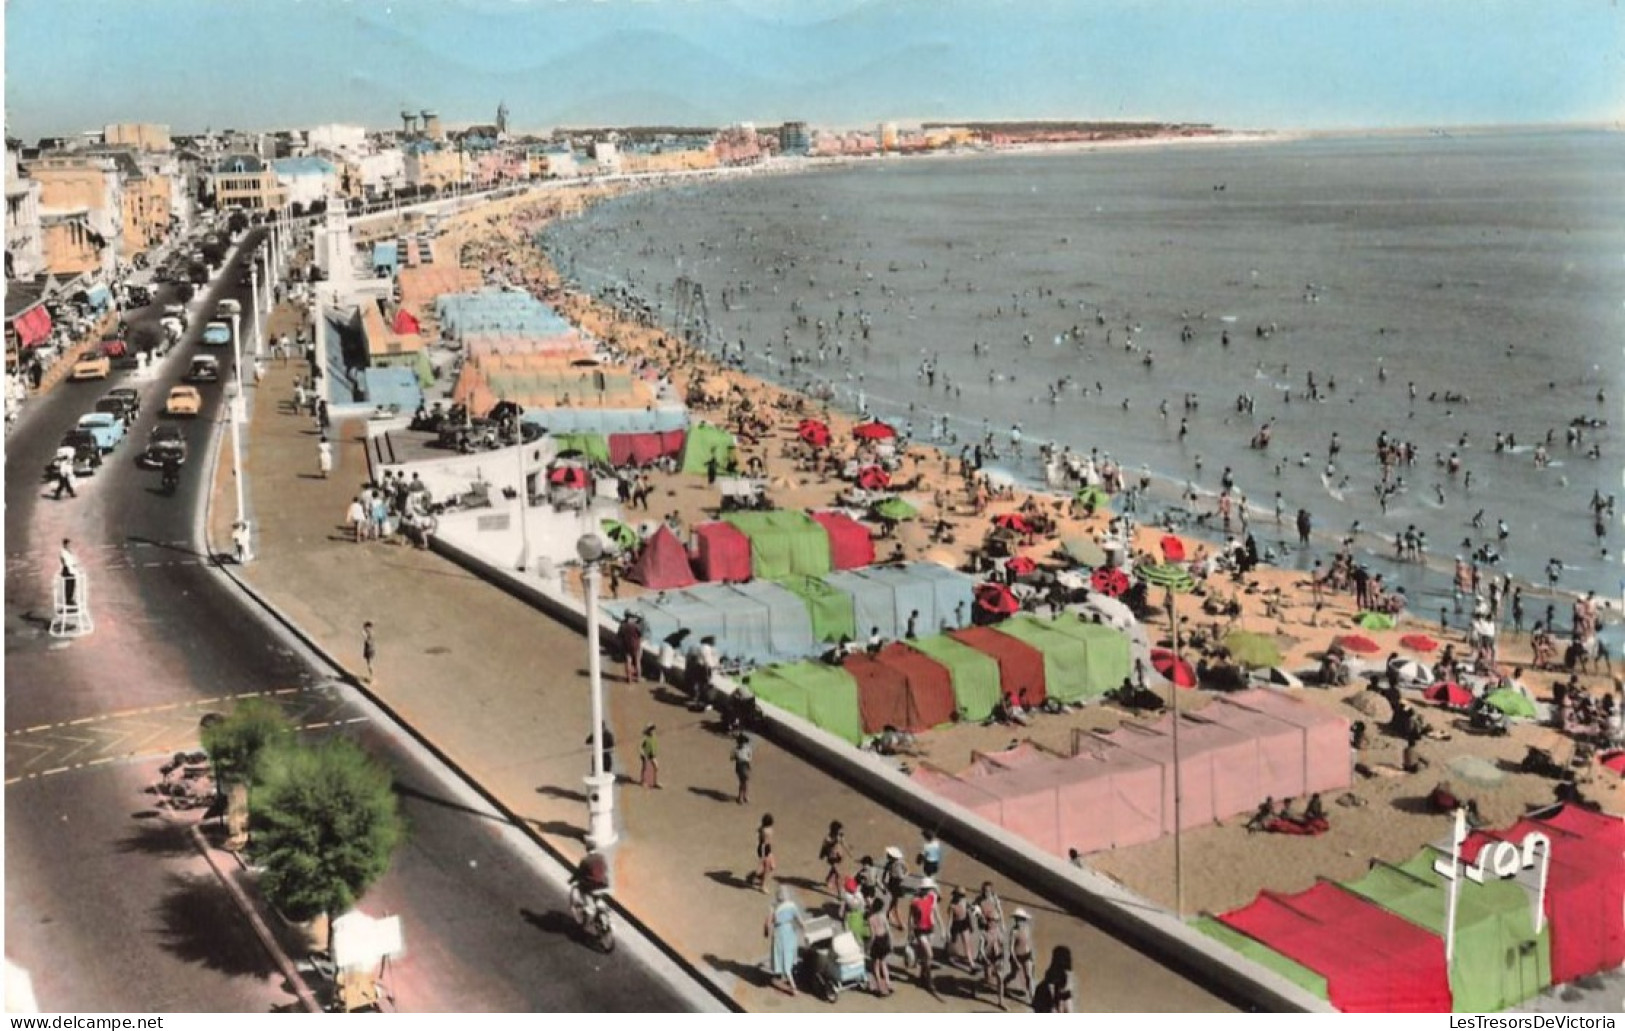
[540,130,1625,633]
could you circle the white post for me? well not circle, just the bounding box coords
[1433,807,1466,963]
[227,313,248,534]
[249,262,263,358]
[579,544,617,851]
[516,443,530,570]
[1168,587,1184,920]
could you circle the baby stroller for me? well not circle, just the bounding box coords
[796,916,867,1002]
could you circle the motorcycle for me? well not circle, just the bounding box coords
[569,885,615,953]
[161,462,181,495]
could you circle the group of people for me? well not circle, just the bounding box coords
[343,469,438,548]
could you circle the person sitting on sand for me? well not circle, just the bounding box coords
[1301,793,1327,826]
[1245,796,1277,833]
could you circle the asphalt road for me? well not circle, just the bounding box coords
[4,233,707,1012]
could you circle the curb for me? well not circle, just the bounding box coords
[186,824,324,1014]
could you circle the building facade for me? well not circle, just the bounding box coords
[103,123,172,152]
[209,154,287,211]
[27,154,123,275]
[403,147,466,191]
[273,156,340,209]
[5,147,46,280]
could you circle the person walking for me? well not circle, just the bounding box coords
[1031,945,1077,1013]
[318,434,333,478]
[818,820,848,894]
[618,614,644,684]
[765,884,802,997]
[1006,909,1036,1002]
[974,881,1009,1009]
[58,539,81,608]
[882,845,909,930]
[746,812,776,892]
[52,454,77,499]
[909,878,942,999]
[360,621,376,681]
[865,893,894,997]
[731,732,753,805]
[638,724,661,789]
[919,828,945,878]
[347,496,366,543]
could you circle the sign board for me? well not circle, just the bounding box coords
[1432,808,1551,960]
[332,911,406,972]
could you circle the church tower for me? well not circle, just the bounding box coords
[496,101,509,137]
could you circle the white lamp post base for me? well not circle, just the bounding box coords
[584,772,617,850]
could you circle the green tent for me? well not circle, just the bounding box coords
[551,431,610,464]
[1043,612,1134,692]
[1484,687,1538,719]
[1339,849,1551,1013]
[775,575,856,644]
[905,633,1002,722]
[1356,611,1396,630]
[724,511,833,580]
[680,422,736,475]
[745,661,863,744]
[872,497,918,521]
[1222,629,1285,669]
[1195,917,1330,1001]
[992,615,1120,702]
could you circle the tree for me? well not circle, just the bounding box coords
[250,737,405,925]
[308,198,327,216]
[200,240,227,267]
[289,200,306,219]
[200,697,293,787]
[227,210,249,236]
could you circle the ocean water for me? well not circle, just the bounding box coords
[542,131,1625,614]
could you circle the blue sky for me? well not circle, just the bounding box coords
[6,0,1622,139]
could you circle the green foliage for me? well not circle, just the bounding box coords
[200,698,293,786]
[250,738,405,923]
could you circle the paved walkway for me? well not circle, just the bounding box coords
[215,338,1231,1013]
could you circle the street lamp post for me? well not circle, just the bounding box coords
[516,442,532,570]
[227,313,248,547]
[249,262,263,359]
[1166,586,1184,920]
[576,533,617,851]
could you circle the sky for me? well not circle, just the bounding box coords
[4,0,1622,140]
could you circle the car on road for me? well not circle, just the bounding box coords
[100,338,129,359]
[94,395,136,425]
[46,431,103,479]
[105,386,142,417]
[216,299,241,318]
[75,412,126,452]
[141,424,188,467]
[70,350,112,381]
[186,355,220,383]
[162,302,186,320]
[165,385,203,417]
[201,321,233,346]
[124,285,153,308]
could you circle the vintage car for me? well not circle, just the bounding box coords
[201,321,233,346]
[186,355,220,383]
[70,350,112,381]
[142,425,189,467]
[45,431,103,479]
[75,411,126,452]
[165,385,203,417]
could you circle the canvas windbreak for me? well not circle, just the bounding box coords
[903,633,1002,722]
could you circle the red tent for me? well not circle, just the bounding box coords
[951,625,1047,706]
[974,582,1020,617]
[846,653,920,736]
[609,431,683,467]
[853,421,896,441]
[627,525,697,589]
[993,512,1034,534]
[874,642,958,730]
[1422,681,1472,708]
[1333,634,1381,655]
[811,511,875,570]
[1603,752,1625,776]
[1462,805,1625,984]
[692,521,752,583]
[1159,534,1187,561]
[391,308,422,335]
[1005,555,1037,578]
[857,466,890,490]
[548,466,589,488]
[1220,882,1452,1012]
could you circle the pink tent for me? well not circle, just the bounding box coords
[1094,720,1251,831]
[811,511,876,570]
[1221,688,1351,795]
[693,521,752,583]
[1063,738,1170,853]
[964,741,1053,777]
[910,764,1005,826]
[627,525,697,589]
[1198,695,1321,804]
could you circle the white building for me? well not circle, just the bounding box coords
[272,156,340,209]
[4,148,45,280]
[355,149,406,196]
[307,123,368,157]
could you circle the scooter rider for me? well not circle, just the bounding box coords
[570,851,610,912]
[161,455,181,493]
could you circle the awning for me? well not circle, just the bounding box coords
[9,306,53,348]
[84,284,113,311]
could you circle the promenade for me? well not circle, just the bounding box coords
[211,310,1231,1012]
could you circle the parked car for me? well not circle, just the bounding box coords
[46,431,103,478]
[100,338,128,359]
[186,355,220,383]
[165,385,203,417]
[75,412,126,452]
[70,351,112,381]
[216,299,241,318]
[201,321,233,346]
[162,302,186,320]
[142,424,189,467]
[94,396,134,425]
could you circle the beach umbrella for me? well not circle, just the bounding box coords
[1090,567,1130,598]
[1222,630,1283,669]
[974,582,1020,616]
[1423,681,1473,709]
[797,420,831,448]
[1254,666,1304,689]
[1356,611,1396,630]
[1333,633,1381,655]
[1400,633,1439,653]
[1387,658,1434,686]
[1484,687,1538,719]
[872,497,918,522]
[600,519,639,551]
[1159,534,1187,562]
[1136,562,1196,594]
[992,512,1035,534]
[853,420,897,441]
[1601,751,1625,777]
[1005,555,1038,578]
[857,465,891,491]
[1060,537,1107,567]
[1074,485,1112,512]
[1150,647,1197,688]
[548,466,589,488]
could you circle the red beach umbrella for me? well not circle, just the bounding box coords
[1333,634,1381,655]
[857,465,891,490]
[974,582,1020,616]
[853,420,897,441]
[1601,752,1625,777]
[993,512,1034,534]
[1150,647,1197,688]
[1005,555,1038,577]
[1423,681,1473,709]
[798,421,831,448]
[1400,633,1439,653]
[1090,567,1130,597]
[1159,535,1187,562]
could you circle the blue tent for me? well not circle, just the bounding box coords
[854,563,977,638]
[372,241,400,274]
[523,407,688,435]
[724,581,817,659]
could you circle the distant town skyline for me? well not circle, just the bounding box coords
[6,0,1622,141]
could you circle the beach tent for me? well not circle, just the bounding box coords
[627,526,697,590]
[1023,612,1134,700]
[1222,689,1351,794]
[679,422,735,475]
[905,633,1002,722]
[1194,918,1330,1002]
[725,581,818,660]
[856,563,978,638]
[845,653,918,737]
[609,430,685,467]
[810,511,875,570]
[910,763,1006,829]
[1219,881,1452,1012]
[871,642,958,730]
[550,431,611,464]
[692,521,753,583]
[1340,849,1550,1013]
[723,511,833,580]
[630,589,752,663]
[991,615,1118,702]
[776,575,857,644]
[1056,739,1170,853]
[1097,716,1261,830]
[1484,687,1538,719]
[1198,691,1340,802]
[951,626,1047,706]
[824,570,906,642]
[1463,805,1625,984]
[745,662,862,744]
